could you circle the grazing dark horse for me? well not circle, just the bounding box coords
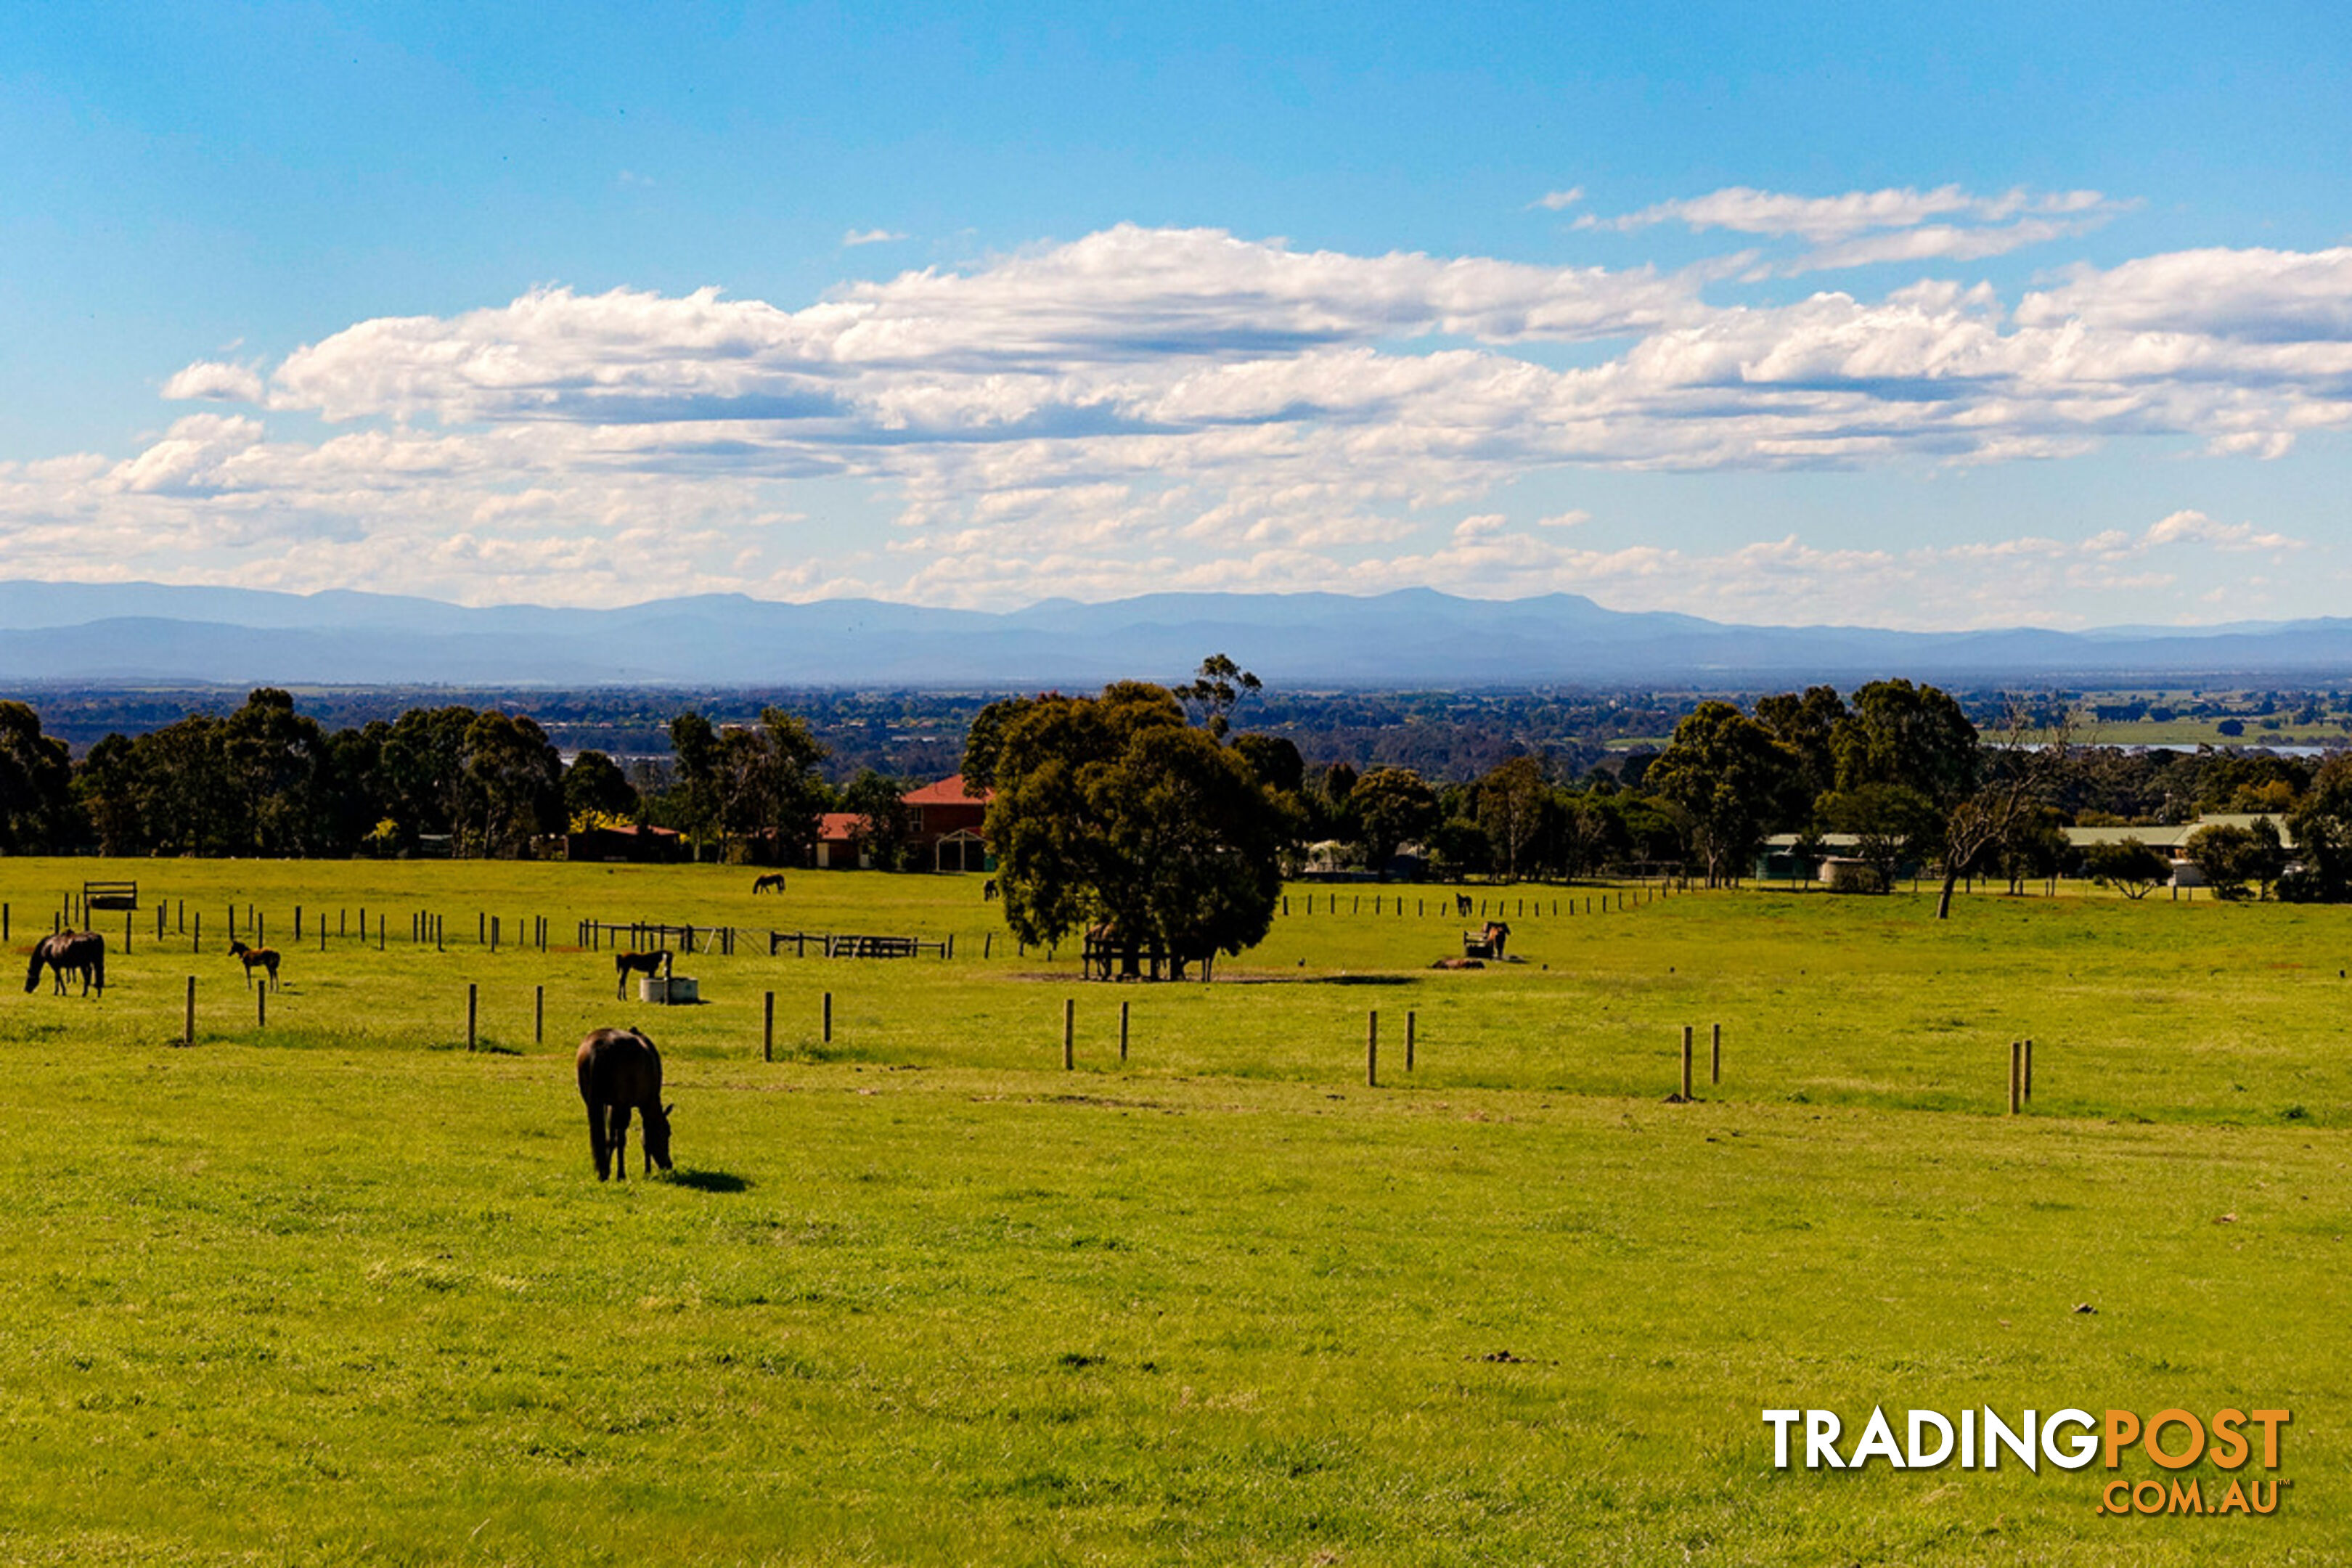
[228,939,282,989]
[25,932,105,997]
[575,1026,673,1181]
[982,878,999,902]
[751,873,785,894]
[1455,893,1474,917]
[615,949,672,998]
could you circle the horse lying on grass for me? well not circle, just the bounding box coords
[576,1026,672,1181]
[228,939,282,989]
[25,932,105,997]
[615,950,673,998]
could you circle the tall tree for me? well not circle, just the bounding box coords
[1645,702,1802,886]
[1929,706,2073,919]
[1180,653,1262,739]
[1349,767,1440,876]
[2284,756,2352,901]
[1836,680,1980,803]
[1755,685,1850,801]
[987,682,1281,976]
[222,688,332,857]
[379,706,478,847]
[0,701,73,853]
[1474,756,1550,882]
[563,749,640,825]
[461,711,564,857]
[666,710,722,858]
[841,768,918,870]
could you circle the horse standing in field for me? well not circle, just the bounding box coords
[576,1026,673,1181]
[1460,920,1511,960]
[751,873,785,894]
[982,878,998,902]
[25,932,105,997]
[1455,893,1474,918]
[228,939,282,989]
[614,949,672,998]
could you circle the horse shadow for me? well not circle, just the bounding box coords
[666,1168,752,1193]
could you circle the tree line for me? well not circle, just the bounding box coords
[8,674,2352,910]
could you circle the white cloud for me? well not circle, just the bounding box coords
[1583,184,2113,242]
[843,227,909,247]
[9,221,2346,616]
[1530,186,1584,212]
[2140,509,2304,552]
[161,361,265,403]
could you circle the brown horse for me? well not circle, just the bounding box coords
[25,932,105,996]
[751,873,786,894]
[228,939,282,989]
[576,1026,673,1181]
[1461,920,1511,960]
[615,949,672,998]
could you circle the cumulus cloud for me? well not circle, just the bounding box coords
[3,219,2346,617]
[2139,509,2304,552]
[1530,186,1584,212]
[161,361,266,403]
[843,227,908,247]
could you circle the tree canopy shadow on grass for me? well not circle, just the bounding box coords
[666,1168,752,1193]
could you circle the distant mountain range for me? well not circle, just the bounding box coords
[4,581,2352,688]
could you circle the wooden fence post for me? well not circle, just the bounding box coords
[124,907,131,954]
[1406,1009,1416,1072]
[823,992,833,1045]
[257,982,266,1029]
[2009,1040,2022,1114]
[467,984,478,1053]
[1063,998,1076,1069]
[1711,1023,1721,1086]
[764,991,775,1063]
[1367,1010,1379,1087]
[1681,1025,1694,1099]
[2024,1037,2034,1102]
[1119,1000,1130,1063]
[535,984,544,1045]
[184,975,195,1046]
[193,910,200,952]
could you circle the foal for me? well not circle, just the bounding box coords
[228,938,282,989]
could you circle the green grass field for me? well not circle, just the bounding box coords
[1,860,2344,1564]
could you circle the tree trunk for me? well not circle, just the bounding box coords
[1935,869,1959,919]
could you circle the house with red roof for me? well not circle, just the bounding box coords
[808,775,995,871]
[905,773,993,873]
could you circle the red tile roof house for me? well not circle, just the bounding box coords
[903,773,993,873]
[814,812,870,870]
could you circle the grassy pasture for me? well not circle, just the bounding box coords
[2,859,2347,1564]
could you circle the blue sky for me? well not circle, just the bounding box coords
[4,1,2349,625]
